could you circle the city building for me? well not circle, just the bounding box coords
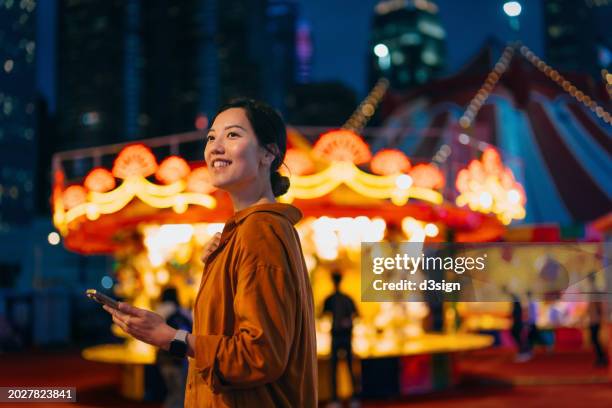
[262,0,299,111]
[369,0,446,90]
[0,0,61,296]
[544,0,612,77]
[0,0,37,231]
[57,0,127,150]
[57,0,299,147]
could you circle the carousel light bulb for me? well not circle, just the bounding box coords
[479,191,493,209]
[508,189,521,204]
[86,204,99,220]
[424,223,439,237]
[395,174,413,190]
[459,117,471,128]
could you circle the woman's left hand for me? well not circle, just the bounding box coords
[103,302,176,350]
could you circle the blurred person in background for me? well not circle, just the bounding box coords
[156,287,192,408]
[322,271,360,408]
[525,291,546,356]
[587,274,608,367]
[502,286,530,362]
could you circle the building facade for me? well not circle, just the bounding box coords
[544,0,612,77]
[369,0,446,90]
[57,0,299,148]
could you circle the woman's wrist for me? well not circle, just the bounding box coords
[160,325,178,351]
[186,332,196,358]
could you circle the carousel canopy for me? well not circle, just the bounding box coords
[377,44,611,224]
[51,126,512,254]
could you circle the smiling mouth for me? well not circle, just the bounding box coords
[212,159,232,169]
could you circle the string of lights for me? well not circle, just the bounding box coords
[519,45,612,125]
[343,78,390,132]
[459,45,516,129]
[602,69,612,100]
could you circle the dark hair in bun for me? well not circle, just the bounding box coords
[212,98,290,197]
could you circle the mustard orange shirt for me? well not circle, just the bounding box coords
[185,203,318,407]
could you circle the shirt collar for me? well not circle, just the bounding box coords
[228,203,303,228]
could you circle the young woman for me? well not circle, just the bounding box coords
[103,99,318,407]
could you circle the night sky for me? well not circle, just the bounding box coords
[36,0,545,111]
[298,0,545,97]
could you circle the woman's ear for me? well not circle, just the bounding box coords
[262,144,279,166]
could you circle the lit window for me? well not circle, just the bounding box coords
[81,112,100,126]
[548,26,563,37]
[400,32,421,46]
[415,69,428,83]
[3,101,13,115]
[4,59,14,73]
[399,70,410,83]
[22,0,36,12]
[138,114,150,126]
[392,51,405,65]
[417,20,445,39]
[422,48,439,65]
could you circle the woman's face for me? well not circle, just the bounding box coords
[204,108,271,192]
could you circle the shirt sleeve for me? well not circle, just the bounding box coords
[193,263,297,392]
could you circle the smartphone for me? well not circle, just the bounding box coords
[86,289,120,310]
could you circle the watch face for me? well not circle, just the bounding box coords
[169,339,188,357]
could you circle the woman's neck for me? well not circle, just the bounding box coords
[229,186,276,212]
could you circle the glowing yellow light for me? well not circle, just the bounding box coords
[333,161,357,182]
[402,217,422,236]
[86,204,100,220]
[173,197,188,214]
[156,269,170,285]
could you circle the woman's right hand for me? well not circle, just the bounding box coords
[201,232,221,263]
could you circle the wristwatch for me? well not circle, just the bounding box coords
[168,329,188,358]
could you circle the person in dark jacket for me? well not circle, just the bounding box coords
[322,271,360,407]
[502,286,529,361]
[156,287,192,408]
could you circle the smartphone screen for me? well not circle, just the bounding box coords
[86,289,119,310]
